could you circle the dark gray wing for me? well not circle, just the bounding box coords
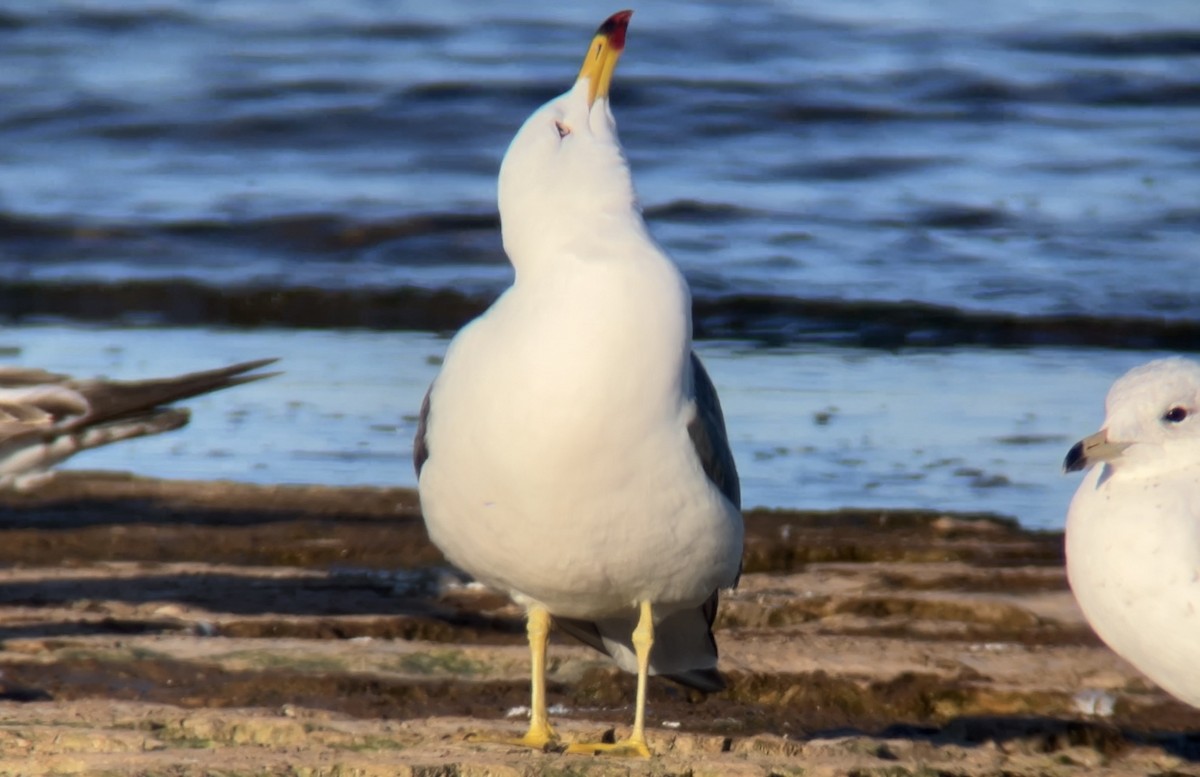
[413,383,433,477]
[687,351,740,510]
[685,351,740,670]
[672,588,725,691]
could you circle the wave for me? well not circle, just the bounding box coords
[0,200,1032,251]
[3,279,1196,353]
[0,211,499,253]
[0,205,769,258]
[1002,29,1200,59]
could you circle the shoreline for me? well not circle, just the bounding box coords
[0,471,1196,775]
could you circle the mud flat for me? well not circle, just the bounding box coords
[0,472,1196,776]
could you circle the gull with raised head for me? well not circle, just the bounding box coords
[1064,356,1200,707]
[0,358,279,491]
[414,10,742,757]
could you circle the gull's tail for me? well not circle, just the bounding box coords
[553,590,726,693]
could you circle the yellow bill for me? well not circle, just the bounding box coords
[578,10,633,107]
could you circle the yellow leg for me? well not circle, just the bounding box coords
[525,606,556,748]
[470,605,558,750]
[566,600,654,758]
[629,600,653,748]
[522,605,557,747]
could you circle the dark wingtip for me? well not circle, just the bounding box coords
[1063,440,1086,473]
[228,357,281,372]
[664,666,726,694]
[196,358,282,390]
[597,10,633,51]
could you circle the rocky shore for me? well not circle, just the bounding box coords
[0,472,1195,776]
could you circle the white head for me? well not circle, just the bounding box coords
[1064,357,1200,475]
[497,11,638,269]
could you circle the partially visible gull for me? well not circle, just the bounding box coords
[0,358,278,491]
[1064,357,1200,708]
[414,10,742,757]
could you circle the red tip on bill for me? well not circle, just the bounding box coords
[598,10,633,51]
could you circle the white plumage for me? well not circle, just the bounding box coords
[414,10,742,756]
[1064,357,1200,707]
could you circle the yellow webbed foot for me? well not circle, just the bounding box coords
[511,720,560,751]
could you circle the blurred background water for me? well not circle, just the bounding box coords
[0,1,1197,528]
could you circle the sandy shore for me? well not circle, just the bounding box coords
[0,472,1196,776]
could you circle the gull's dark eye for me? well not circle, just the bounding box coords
[555,120,571,138]
[1164,406,1189,423]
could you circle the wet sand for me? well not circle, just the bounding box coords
[0,472,1197,776]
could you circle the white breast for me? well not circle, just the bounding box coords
[418,248,742,619]
[1066,463,1200,706]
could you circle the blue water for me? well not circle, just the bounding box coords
[0,0,1196,315]
[0,324,1168,530]
[0,2,1196,528]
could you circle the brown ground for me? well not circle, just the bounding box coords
[0,472,1196,776]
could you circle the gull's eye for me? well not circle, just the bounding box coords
[1164,406,1189,423]
[555,120,571,138]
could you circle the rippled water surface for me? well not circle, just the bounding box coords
[0,1,1196,527]
[2,0,1197,318]
[0,325,1169,530]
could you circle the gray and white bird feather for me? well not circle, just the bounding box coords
[0,358,278,491]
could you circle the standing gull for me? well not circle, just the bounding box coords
[1064,357,1200,707]
[414,10,742,757]
[0,358,278,491]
